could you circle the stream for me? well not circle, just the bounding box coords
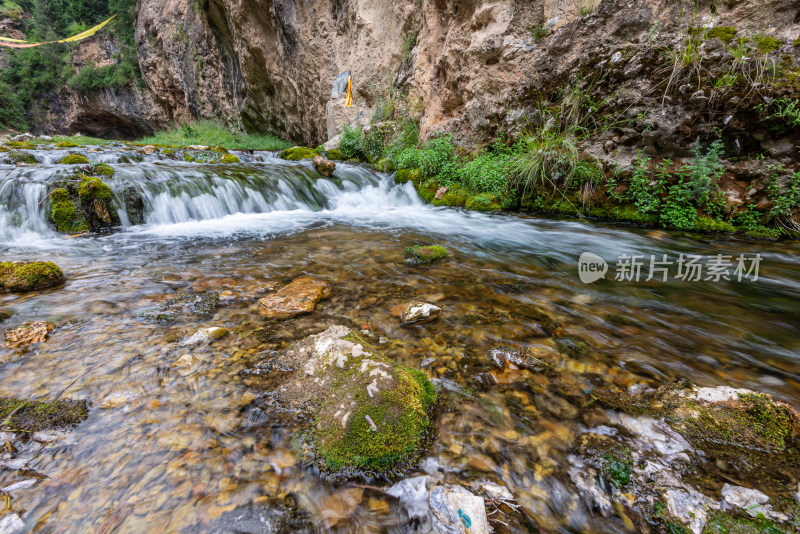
[1,146,800,532]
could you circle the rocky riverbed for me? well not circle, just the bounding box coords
[1,145,800,533]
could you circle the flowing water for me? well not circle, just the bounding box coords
[1,147,800,532]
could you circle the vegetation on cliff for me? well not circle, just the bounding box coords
[0,0,139,130]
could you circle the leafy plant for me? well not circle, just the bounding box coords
[338,125,365,160]
[757,98,800,133]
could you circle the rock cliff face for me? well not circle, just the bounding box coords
[27,0,800,147]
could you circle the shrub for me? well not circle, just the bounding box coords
[339,125,365,160]
[458,145,512,195]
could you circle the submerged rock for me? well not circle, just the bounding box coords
[386,476,490,534]
[0,397,88,432]
[405,245,449,266]
[139,291,219,323]
[0,261,65,292]
[313,154,336,177]
[398,301,442,324]
[258,276,331,319]
[243,325,437,474]
[582,383,800,532]
[2,321,56,349]
[7,151,37,164]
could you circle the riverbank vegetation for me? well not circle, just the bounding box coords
[139,121,292,151]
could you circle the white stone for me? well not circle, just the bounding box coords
[0,513,24,534]
[611,51,624,64]
[721,484,769,508]
[664,488,718,534]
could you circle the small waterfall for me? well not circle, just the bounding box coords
[0,150,420,246]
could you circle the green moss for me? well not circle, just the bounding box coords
[703,510,790,533]
[752,34,783,54]
[279,146,320,161]
[706,26,738,44]
[406,245,449,264]
[55,141,79,148]
[78,176,114,203]
[418,181,439,203]
[794,35,800,47]
[466,193,502,211]
[49,188,87,234]
[7,141,34,149]
[210,145,228,154]
[326,148,346,161]
[221,154,240,163]
[395,169,413,184]
[693,216,736,233]
[162,148,176,155]
[59,153,90,165]
[314,366,435,473]
[432,183,468,207]
[0,397,88,432]
[7,151,37,164]
[0,261,65,292]
[91,163,115,176]
[375,159,395,172]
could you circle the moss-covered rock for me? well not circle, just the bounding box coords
[406,245,449,265]
[221,154,240,163]
[92,163,115,176]
[279,146,320,161]
[693,215,736,233]
[593,383,800,492]
[0,261,65,292]
[326,148,346,161]
[0,397,88,432]
[243,325,437,475]
[466,193,502,211]
[211,145,229,154]
[49,188,88,234]
[7,151,38,164]
[78,175,120,229]
[59,153,90,165]
[55,141,79,148]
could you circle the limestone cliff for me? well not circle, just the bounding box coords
[23,0,800,150]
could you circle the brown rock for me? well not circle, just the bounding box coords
[258,276,332,319]
[3,321,56,349]
[140,145,158,154]
[435,187,449,200]
[400,301,442,324]
[313,155,336,177]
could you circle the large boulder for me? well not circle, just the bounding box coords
[258,276,331,319]
[244,325,437,474]
[48,174,122,233]
[0,262,64,292]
